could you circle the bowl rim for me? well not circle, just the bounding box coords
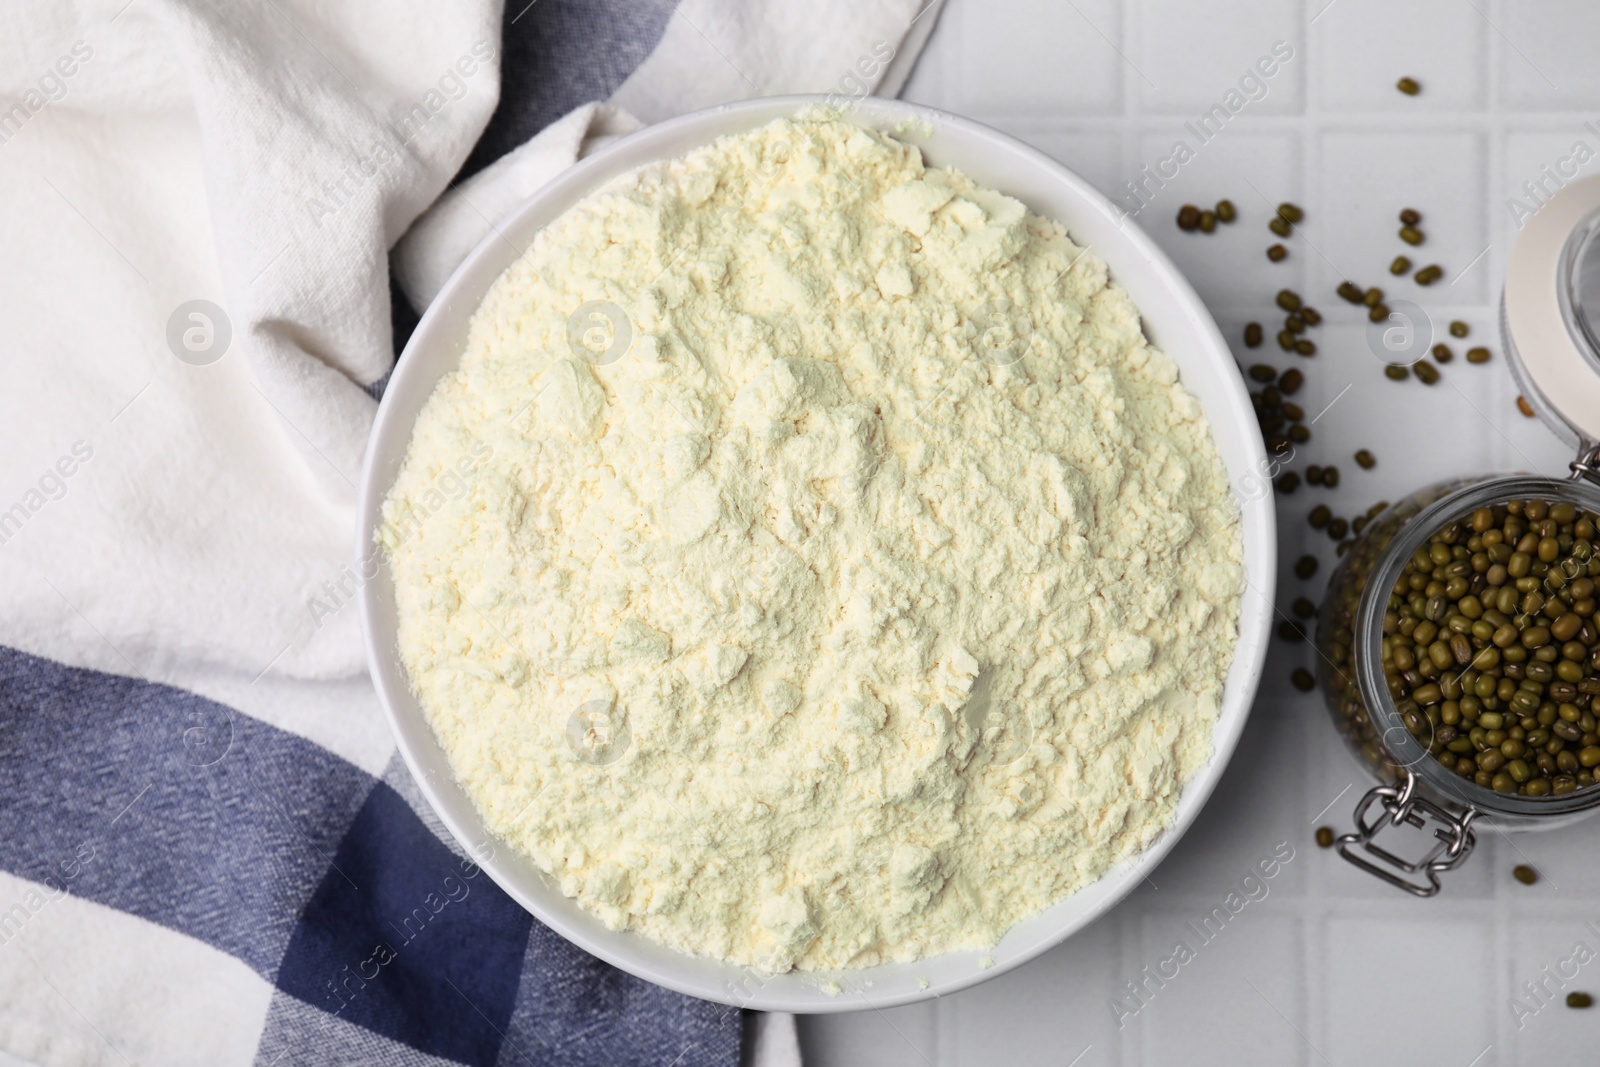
[358,93,1275,1013]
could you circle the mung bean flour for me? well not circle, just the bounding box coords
[381,112,1242,971]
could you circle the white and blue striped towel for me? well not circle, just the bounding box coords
[0,0,941,1063]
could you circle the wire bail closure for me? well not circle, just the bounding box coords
[1571,440,1600,487]
[1335,770,1480,896]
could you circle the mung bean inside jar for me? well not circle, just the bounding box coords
[1385,498,1600,796]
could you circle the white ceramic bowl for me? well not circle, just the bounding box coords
[358,95,1275,1013]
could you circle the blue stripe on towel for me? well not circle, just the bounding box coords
[275,781,533,1065]
[0,646,371,975]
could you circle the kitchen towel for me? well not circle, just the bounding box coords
[0,0,941,1064]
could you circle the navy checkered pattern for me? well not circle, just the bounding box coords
[0,646,741,1065]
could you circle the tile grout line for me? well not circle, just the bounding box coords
[1485,0,1514,476]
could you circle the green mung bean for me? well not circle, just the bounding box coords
[1368,500,1600,795]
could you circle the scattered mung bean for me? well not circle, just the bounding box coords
[1396,77,1421,95]
[1355,449,1376,469]
[1323,466,1340,488]
[1295,339,1317,356]
[1385,364,1410,381]
[1199,209,1217,233]
[1450,321,1469,338]
[1467,347,1491,364]
[1399,208,1422,226]
[1244,322,1263,348]
[1279,368,1305,395]
[1517,396,1535,417]
[1431,343,1453,364]
[1216,199,1237,222]
[1276,472,1300,494]
[1569,992,1594,1009]
[1267,244,1288,262]
[1295,555,1319,579]
[1277,202,1304,224]
[1177,204,1200,231]
[1314,825,1334,846]
[1414,360,1441,385]
[1390,255,1412,275]
[1414,264,1443,285]
[1270,216,1291,237]
[1338,281,1365,304]
[1399,226,1424,246]
[1514,864,1539,885]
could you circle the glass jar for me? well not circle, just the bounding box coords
[1313,175,1600,895]
[1317,474,1600,893]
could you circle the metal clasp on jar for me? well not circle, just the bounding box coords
[1571,440,1600,488]
[1335,770,1480,896]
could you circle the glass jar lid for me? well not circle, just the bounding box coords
[1503,176,1600,447]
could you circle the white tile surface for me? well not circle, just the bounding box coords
[1324,916,1495,1064]
[1313,0,1487,113]
[798,1,1600,1064]
[1134,0,1305,116]
[1501,1,1600,110]
[954,0,1124,117]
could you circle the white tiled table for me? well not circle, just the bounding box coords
[800,1,1600,1064]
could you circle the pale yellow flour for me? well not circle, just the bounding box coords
[381,111,1242,971]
